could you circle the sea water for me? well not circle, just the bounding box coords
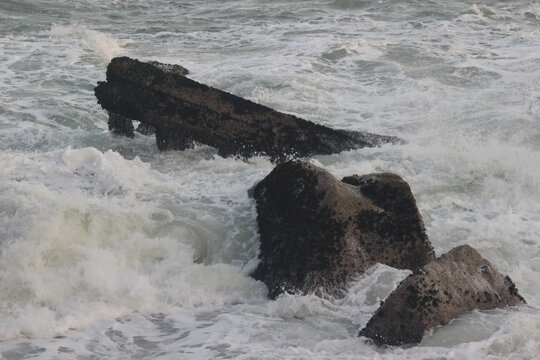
[0,0,539,359]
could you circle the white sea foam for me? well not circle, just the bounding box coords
[49,24,128,61]
[0,148,266,339]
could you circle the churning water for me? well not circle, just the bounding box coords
[0,0,539,358]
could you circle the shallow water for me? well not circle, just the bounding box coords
[0,0,539,359]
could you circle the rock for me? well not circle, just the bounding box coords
[359,244,526,346]
[107,111,134,138]
[104,60,188,139]
[95,57,399,162]
[251,160,435,299]
[146,60,189,76]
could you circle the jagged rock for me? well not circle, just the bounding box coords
[251,160,435,299]
[359,244,526,346]
[105,60,187,138]
[107,111,134,138]
[95,57,399,162]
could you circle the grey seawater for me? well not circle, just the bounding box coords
[0,0,539,359]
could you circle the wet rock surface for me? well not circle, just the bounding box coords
[251,161,435,299]
[105,60,187,139]
[107,111,134,138]
[146,60,189,76]
[359,244,526,346]
[95,57,399,162]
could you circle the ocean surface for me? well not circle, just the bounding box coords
[1,0,539,359]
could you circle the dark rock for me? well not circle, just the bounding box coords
[251,160,435,299]
[107,111,134,138]
[95,57,399,162]
[106,60,187,138]
[359,245,526,346]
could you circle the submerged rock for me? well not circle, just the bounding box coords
[359,244,526,346]
[95,57,399,162]
[251,161,435,299]
[107,111,134,138]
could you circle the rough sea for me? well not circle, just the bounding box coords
[1,0,539,359]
